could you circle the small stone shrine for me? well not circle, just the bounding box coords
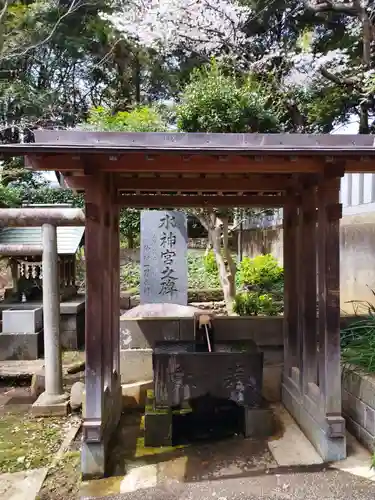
[140,210,188,305]
[0,205,85,355]
[0,230,83,304]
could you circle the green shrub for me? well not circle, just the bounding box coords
[238,254,284,293]
[188,252,220,289]
[233,291,281,316]
[120,262,141,290]
[204,249,218,274]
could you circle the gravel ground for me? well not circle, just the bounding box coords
[83,467,375,500]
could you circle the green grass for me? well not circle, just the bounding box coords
[0,413,65,473]
[341,316,375,373]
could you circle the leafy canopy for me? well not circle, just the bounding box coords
[176,61,280,133]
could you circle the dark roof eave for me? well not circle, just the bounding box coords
[0,131,373,156]
[0,144,375,156]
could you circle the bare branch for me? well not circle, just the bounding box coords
[320,65,357,86]
[0,0,9,25]
[305,1,359,16]
[1,0,93,61]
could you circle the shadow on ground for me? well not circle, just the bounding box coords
[106,410,276,484]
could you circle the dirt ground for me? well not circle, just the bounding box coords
[37,449,81,500]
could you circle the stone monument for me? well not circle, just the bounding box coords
[140,210,188,305]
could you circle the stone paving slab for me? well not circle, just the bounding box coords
[0,359,44,379]
[0,468,47,500]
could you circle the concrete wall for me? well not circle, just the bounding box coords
[119,316,284,403]
[241,213,375,314]
[342,366,375,452]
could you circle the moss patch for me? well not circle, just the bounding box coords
[0,413,64,473]
[134,436,186,458]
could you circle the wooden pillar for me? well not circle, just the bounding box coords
[112,202,120,380]
[317,176,342,415]
[82,174,105,478]
[102,174,113,390]
[301,183,318,391]
[283,195,298,377]
[82,173,122,480]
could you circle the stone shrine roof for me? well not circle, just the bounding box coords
[0,226,84,255]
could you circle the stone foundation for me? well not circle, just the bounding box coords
[342,366,375,452]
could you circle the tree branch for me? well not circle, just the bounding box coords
[320,65,357,86]
[305,1,359,16]
[1,0,92,61]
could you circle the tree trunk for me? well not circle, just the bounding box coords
[127,232,134,249]
[209,218,236,315]
[193,208,237,314]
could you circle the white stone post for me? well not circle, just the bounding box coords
[32,224,68,414]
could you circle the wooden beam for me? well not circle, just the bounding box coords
[65,173,292,192]
[0,208,84,227]
[29,152,375,174]
[29,153,326,174]
[116,194,286,208]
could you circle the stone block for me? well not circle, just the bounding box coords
[144,410,172,447]
[179,317,195,341]
[244,406,275,437]
[30,371,45,398]
[60,310,85,350]
[153,351,263,408]
[2,307,43,334]
[364,405,375,435]
[342,366,375,410]
[70,381,85,411]
[213,317,284,346]
[345,414,375,453]
[0,331,43,361]
[342,389,366,429]
[120,349,153,384]
[120,319,180,349]
[122,380,153,409]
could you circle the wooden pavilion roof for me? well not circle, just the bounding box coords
[1,131,375,207]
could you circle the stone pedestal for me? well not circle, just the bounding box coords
[31,392,69,417]
[2,307,43,334]
[0,331,43,361]
[0,307,44,361]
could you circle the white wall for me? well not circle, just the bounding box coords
[341,173,375,215]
